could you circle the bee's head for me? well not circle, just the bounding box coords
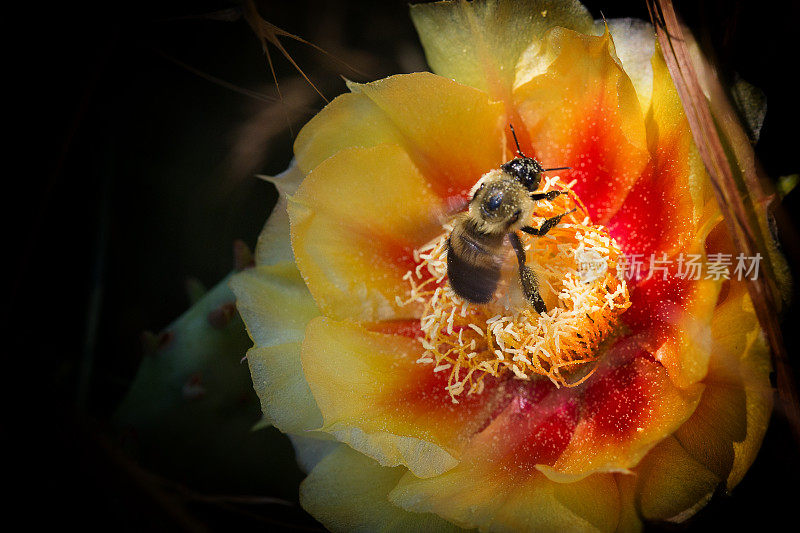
[501,157,544,191]
[502,124,569,191]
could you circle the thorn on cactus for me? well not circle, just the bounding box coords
[140,330,174,356]
[233,239,255,271]
[182,372,206,400]
[185,277,208,304]
[208,302,237,329]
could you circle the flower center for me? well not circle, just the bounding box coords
[398,176,631,403]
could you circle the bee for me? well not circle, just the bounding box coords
[447,125,576,313]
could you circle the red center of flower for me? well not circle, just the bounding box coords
[399,176,631,403]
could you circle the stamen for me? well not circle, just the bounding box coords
[399,178,631,402]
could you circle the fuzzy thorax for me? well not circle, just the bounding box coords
[398,176,631,403]
[467,169,534,235]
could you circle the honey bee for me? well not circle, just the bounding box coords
[447,125,575,313]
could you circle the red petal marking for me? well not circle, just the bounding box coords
[581,358,649,438]
[340,220,430,269]
[514,32,649,224]
[501,396,579,472]
[624,272,692,332]
[621,275,694,379]
[302,319,506,452]
[621,252,721,388]
[549,102,644,223]
[379,362,514,453]
[534,348,698,479]
[396,364,482,411]
[420,152,497,203]
[365,320,423,339]
[607,41,707,264]
[331,222,438,302]
[608,158,694,260]
[375,349,504,446]
[607,130,694,261]
[473,378,552,434]
[462,378,579,473]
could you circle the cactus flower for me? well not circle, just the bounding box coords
[232,1,780,530]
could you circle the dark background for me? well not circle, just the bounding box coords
[9,0,800,530]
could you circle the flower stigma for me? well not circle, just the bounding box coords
[398,174,631,403]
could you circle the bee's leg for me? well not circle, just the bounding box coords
[508,232,547,313]
[530,190,567,201]
[521,208,577,237]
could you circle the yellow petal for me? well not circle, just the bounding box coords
[672,281,773,490]
[287,434,341,473]
[230,258,322,436]
[620,239,721,390]
[301,317,521,479]
[294,92,403,175]
[390,466,620,532]
[634,436,719,522]
[615,473,643,533]
[230,262,319,347]
[247,342,323,435]
[347,73,506,200]
[410,0,593,101]
[302,317,484,478]
[649,275,720,389]
[647,44,712,216]
[596,19,655,113]
[632,284,772,521]
[260,158,305,197]
[300,444,463,533]
[255,162,305,266]
[296,73,505,203]
[255,195,294,266]
[513,29,649,223]
[289,144,448,322]
[608,44,711,263]
[538,352,703,482]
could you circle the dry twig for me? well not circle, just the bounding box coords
[646,0,800,445]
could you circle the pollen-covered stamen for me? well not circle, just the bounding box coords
[399,177,631,403]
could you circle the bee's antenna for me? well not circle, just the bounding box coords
[509,124,524,156]
[542,166,571,172]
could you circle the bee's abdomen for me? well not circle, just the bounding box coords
[446,234,500,303]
